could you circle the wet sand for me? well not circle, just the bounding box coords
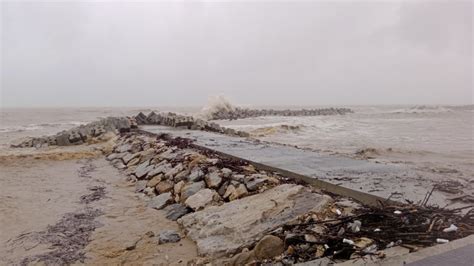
[0,146,197,265]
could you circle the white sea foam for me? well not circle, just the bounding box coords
[196,96,236,120]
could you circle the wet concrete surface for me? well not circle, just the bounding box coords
[143,126,460,207]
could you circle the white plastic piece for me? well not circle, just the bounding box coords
[443,224,458,233]
[324,244,329,249]
[386,241,395,248]
[394,210,402,215]
[342,238,354,245]
[374,228,382,232]
[335,209,342,216]
[348,220,362,233]
[436,238,450,244]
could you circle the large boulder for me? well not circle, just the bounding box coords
[179,184,332,257]
[184,189,221,211]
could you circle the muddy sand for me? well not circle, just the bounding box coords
[0,144,197,265]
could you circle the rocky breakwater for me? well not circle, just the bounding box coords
[105,132,335,263]
[106,132,474,265]
[206,107,354,121]
[11,117,135,148]
[134,111,250,137]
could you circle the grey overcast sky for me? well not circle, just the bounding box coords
[1,0,472,107]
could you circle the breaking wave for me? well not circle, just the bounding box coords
[250,124,305,137]
[391,105,452,114]
[196,96,237,120]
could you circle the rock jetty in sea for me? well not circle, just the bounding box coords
[11,117,135,148]
[205,107,353,121]
[134,111,250,137]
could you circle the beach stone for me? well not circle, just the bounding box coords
[107,152,126,161]
[217,181,229,197]
[231,174,246,182]
[156,180,174,194]
[164,203,191,221]
[179,184,332,257]
[174,170,189,182]
[148,192,173,210]
[126,157,140,167]
[229,250,256,266]
[123,152,140,164]
[205,171,223,189]
[147,162,172,178]
[144,187,156,197]
[116,143,132,153]
[188,167,204,182]
[185,189,221,211]
[221,168,233,178]
[134,161,154,179]
[254,235,285,259]
[180,181,206,202]
[164,163,183,179]
[56,133,71,146]
[245,174,269,191]
[223,184,236,199]
[135,180,148,193]
[158,230,181,244]
[229,184,248,201]
[147,174,163,188]
[174,181,185,195]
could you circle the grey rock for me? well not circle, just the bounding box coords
[147,162,172,178]
[134,161,154,179]
[148,192,173,210]
[245,174,269,191]
[135,180,148,193]
[185,189,221,211]
[158,230,181,244]
[164,163,183,179]
[56,133,71,146]
[188,167,204,182]
[180,181,206,202]
[205,171,223,189]
[116,143,132,153]
[164,204,191,221]
[123,152,140,164]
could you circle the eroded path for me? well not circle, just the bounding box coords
[0,150,197,265]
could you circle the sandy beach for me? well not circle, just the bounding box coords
[0,144,197,265]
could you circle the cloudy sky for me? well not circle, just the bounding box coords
[1,0,472,107]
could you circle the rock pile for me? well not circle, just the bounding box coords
[11,117,135,148]
[206,107,354,121]
[135,111,250,137]
[106,131,474,265]
[106,133,286,215]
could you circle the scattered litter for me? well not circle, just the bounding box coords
[342,238,354,245]
[442,224,458,233]
[348,220,361,233]
[335,209,342,216]
[374,228,381,232]
[436,238,450,244]
[393,210,402,215]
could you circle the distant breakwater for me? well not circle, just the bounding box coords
[206,107,353,120]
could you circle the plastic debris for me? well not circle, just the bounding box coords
[348,220,362,233]
[442,224,458,233]
[335,209,342,216]
[342,238,354,245]
[436,238,450,244]
[394,210,402,215]
[374,228,381,232]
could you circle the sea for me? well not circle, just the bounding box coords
[1,104,473,177]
